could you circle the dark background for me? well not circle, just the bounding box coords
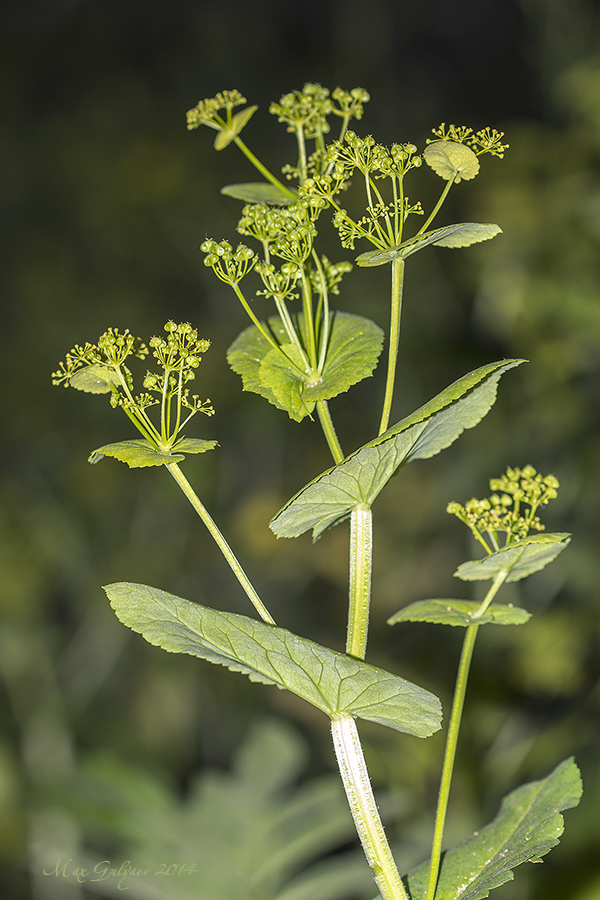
[2,1,600,898]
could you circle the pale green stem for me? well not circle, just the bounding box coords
[332,716,409,900]
[166,462,276,625]
[417,175,456,236]
[273,294,311,371]
[312,250,331,375]
[231,283,306,378]
[424,570,508,900]
[300,268,318,369]
[295,125,308,182]
[230,283,281,352]
[346,504,373,659]
[233,135,296,199]
[316,400,344,463]
[378,257,405,435]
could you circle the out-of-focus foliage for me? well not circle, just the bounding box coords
[35,720,385,900]
[1,1,600,899]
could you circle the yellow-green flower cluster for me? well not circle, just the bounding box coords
[447,465,559,553]
[427,123,509,157]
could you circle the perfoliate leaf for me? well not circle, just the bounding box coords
[221,182,296,205]
[355,224,502,267]
[423,140,480,182]
[260,343,316,422]
[70,364,118,394]
[88,438,216,467]
[227,312,384,422]
[105,582,442,737]
[270,359,523,539]
[404,757,582,900]
[214,104,258,149]
[388,599,531,628]
[88,440,185,467]
[455,534,571,583]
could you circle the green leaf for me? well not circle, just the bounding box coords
[227,311,384,422]
[260,343,316,423]
[88,440,185,467]
[431,223,502,248]
[172,438,218,455]
[355,224,501,267]
[270,359,523,539]
[404,757,582,900]
[214,104,258,149]
[105,582,442,737]
[388,599,531,628]
[88,438,217,467]
[221,182,296,205]
[400,223,502,258]
[303,314,385,402]
[455,534,571,583]
[70,364,118,393]
[423,140,480,182]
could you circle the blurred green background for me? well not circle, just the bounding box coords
[2,0,600,897]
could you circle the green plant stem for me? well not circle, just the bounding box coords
[233,135,297,200]
[424,570,508,900]
[417,175,456,236]
[332,715,409,900]
[346,504,373,659]
[316,400,344,463]
[379,257,405,435]
[166,462,276,625]
[300,268,318,369]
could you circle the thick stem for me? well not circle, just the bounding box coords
[425,571,508,900]
[166,463,276,625]
[346,504,373,659]
[379,257,405,435]
[332,716,409,900]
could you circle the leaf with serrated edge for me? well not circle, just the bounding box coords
[388,600,531,628]
[424,140,480,182]
[404,758,582,900]
[221,182,295,205]
[88,440,185,468]
[105,582,442,737]
[433,223,502,248]
[270,359,523,540]
[228,311,384,421]
[172,438,218,454]
[455,534,571,583]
